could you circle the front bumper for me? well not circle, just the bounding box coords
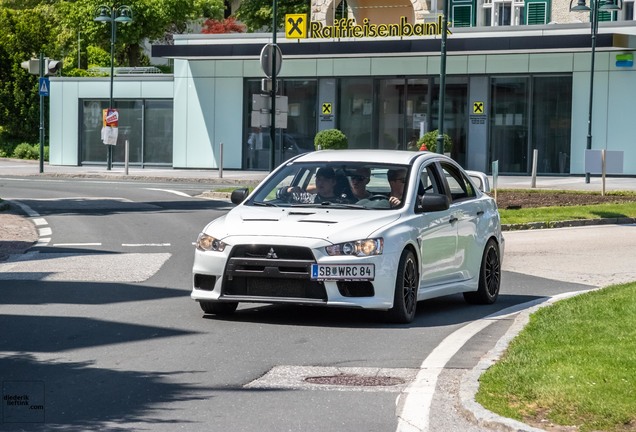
[192,237,398,310]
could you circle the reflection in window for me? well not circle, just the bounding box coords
[244,79,317,170]
[79,99,172,166]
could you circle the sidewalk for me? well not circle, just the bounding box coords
[2,158,636,191]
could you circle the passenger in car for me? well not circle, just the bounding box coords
[349,167,372,200]
[283,167,348,204]
[387,168,407,207]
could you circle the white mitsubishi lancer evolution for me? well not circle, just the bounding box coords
[192,150,504,323]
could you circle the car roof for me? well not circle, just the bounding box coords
[291,149,442,165]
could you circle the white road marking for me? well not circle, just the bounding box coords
[38,227,52,237]
[53,243,102,247]
[32,218,47,226]
[395,300,549,432]
[122,243,171,247]
[0,252,171,282]
[145,188,191,198]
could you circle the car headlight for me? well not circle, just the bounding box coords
[196,233,226,252]
[325,238,383,257]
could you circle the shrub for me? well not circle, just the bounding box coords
[314,129,348,150]
[12,143,47,160]
[417,130,452,153]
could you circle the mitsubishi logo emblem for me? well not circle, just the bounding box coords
[266,248,278,259]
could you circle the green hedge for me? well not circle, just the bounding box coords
[314,129,348,150]
[0,142,49,161]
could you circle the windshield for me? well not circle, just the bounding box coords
[247,162,411,209]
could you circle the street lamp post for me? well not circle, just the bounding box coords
[436,0,449,155]
[569,0,621,183]
[94,4,133,171]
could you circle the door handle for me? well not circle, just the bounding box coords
[449,216,458,224]
[476,210,484,216]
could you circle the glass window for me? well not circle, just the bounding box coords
[532,76,572,174]
[378,78,405,150]
[339,78,374,149]
[79,99,172,166]
[431,77,468,165]
[244,79,317,170]
[247,161,410,209]
[440,162,476,202]
[144,100,173,165]
[406,78,430,151]
[490,77,529,173]
[498,3,512,25]
[110,100,143,164]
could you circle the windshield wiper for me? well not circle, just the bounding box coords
[290,202,367,209]
[252,201,279,207]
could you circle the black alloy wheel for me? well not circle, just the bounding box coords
[387,249,418,323]
[463,239,501,305]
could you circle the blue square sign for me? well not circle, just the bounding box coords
[38,77,50,96]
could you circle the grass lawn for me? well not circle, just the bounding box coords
[499,202,636,225]
[476,283,636,431]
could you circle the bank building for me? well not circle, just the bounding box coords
[49,0,636,175]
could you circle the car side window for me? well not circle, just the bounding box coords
[418,165,442,195]
[440,163,476,202]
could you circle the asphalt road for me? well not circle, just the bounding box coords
[1,175,634,431]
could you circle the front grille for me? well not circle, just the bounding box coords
[231,245,315,260]
[222,245,326,301]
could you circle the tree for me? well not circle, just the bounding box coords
[235,0,308,32]
[0,4,57,143]
[202,16,246,34]
[0,0,224,143]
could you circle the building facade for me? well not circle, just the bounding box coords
[49,3,636,175]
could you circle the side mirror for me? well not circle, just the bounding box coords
[231,188,250,204]
[416,193,450,213]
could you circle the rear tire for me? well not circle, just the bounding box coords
[463,239,501,305]
[386,249,418,323]
[199,301,238,315]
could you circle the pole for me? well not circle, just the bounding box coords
[436,0,449,155]
[38,52,45,174]
[219,142,224,178]
[125,139,129,175]
[269,0,278,171]
[584,0,598,184]
[531,149,538,188]
[107,7,116,171]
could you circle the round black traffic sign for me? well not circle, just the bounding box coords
[260,43,282,78]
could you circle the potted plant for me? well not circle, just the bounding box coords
[417,130,452,155]
[314,129,348,150]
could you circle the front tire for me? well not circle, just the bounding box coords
[464,239,501,305]
[199,300,238,315]
[387,249,419,323]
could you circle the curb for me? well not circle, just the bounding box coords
[458,290,597,432]
[502,216,636,231]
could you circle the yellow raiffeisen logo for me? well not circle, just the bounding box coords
[285,15,452,39]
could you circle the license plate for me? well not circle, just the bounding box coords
[311,264,375,281]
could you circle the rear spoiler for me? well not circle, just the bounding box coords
[466,170,491,193]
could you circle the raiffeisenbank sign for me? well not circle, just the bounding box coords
[285,14,452,39]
